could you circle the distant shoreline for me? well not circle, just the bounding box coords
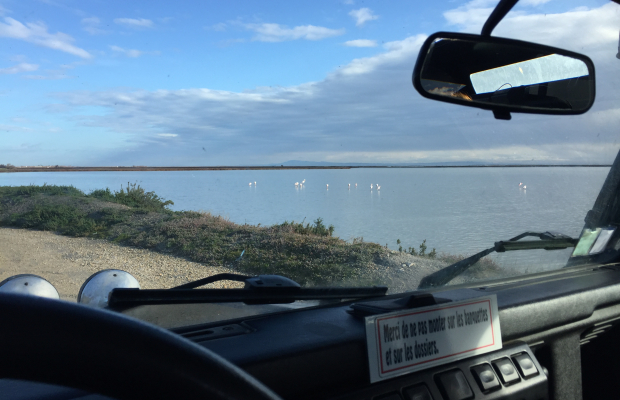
[0,164,612,173]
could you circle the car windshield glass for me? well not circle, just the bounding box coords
[0,1,618,322]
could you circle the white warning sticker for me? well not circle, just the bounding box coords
[365,295,502,383]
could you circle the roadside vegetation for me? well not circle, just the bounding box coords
[396,238,437,258]
[0,183,498,286]
[0,184,389,285]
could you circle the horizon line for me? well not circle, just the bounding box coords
[1,164,612,173]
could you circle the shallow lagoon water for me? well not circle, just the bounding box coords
[2,167,609,272]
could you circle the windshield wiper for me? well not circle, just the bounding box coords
[418,231,578,289]
[108,273,387,309]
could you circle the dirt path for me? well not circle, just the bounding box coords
[0,227,242,301]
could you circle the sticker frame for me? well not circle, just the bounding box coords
[365,294,502,383]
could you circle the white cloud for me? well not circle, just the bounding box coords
[110,45,143,58]
[114,18,154,28]
[349,8,379,27]
[8,54,27,62]
[244,23,345,42]
[344,39,377,47]
[490,4,620,51]
[158,133,178,137]
[443,0,619,51]
[0,17,92,58]
[286,143,618,164]
[38,4,620,166]
[0,123,32,132]
[337,35,426,75]
[81,17,106,35]
[443,0,495,32]
[109,45,159,58]
[23,74,68,80]
[22,61,82,80]
[0,62,38,74]
[520,0,553,6]
[207,22,227,32]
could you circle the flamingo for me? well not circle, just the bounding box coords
[377,185,381,190]
[370,184,373,189]
[302,179,306,184]
[348,183,351,189]
[355,183,357,187]
[249,182,252,186]
[523,185,527,189]
[326,184,329,189]
[295,182,299,186]
[254,181,257,186]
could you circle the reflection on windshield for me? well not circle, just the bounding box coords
[470,54,589,94]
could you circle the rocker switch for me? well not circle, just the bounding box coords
[436,370,473,400]
[512,353,539,378]
[403,384,433,400]
[492,358,521,385]
[471,363,501,392]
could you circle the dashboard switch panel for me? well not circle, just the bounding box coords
[512,353,539,378]
[492,358,521,385]
[436,370,474,400]
[471,363,501,392]
[331,342,547,400]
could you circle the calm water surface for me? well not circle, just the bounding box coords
[2,167,610,272]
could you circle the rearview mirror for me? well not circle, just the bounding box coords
[413,32,596,119]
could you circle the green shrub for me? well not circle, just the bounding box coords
[0,184,84,198]
[396,239,437,259]
[88,182,173,212]
[275,217,335,237]
[9,204,97,236]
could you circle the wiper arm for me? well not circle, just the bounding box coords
[418,231,578,289]
[108,273,387,309]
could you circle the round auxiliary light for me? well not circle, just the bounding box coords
[0,274,60,299]
[78,269,140,308]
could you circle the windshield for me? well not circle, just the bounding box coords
[0,1,619,321]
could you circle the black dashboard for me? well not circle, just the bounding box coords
[3,263,620,400]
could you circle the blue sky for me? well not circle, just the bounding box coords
[1,0,619,166]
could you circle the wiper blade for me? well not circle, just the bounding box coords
[108,273,387,309]
[418,231,578,289]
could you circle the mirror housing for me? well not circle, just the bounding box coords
[413,32,596,120]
